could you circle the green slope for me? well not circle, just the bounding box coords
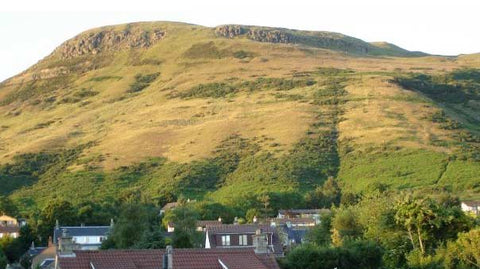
[0,21,479,213]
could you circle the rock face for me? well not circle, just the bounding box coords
[214,25,246,38]
[215,25,372,54]
[215,25,294,44]
[56,27,166,59]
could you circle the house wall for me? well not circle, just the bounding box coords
[0,232,18,238]
[214,233,273,247]
[72,236,105,244]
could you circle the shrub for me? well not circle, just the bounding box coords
[128,73,160,93]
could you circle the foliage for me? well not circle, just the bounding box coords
[283,240,383,269]
[233,50,253,59]
[163,206,203,248]
[0,250,6,269]
[447,228,480,268]
[305,212,332,246]
[174,77,315,99]
[0,75,73,105]
[128,72,160,93]
[183,41,227,59]
[305,177,341,208]
[101,203,158,249]
[0,196,18,216]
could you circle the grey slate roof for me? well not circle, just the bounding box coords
[53,226,111,244]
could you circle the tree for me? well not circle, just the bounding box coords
[452,228,480,268]
[163,206,201,248]
[394,194,472,256]
[0,195,18,216]
[305,177,341,208]
[394,196,438,255]
[245,208,261,223]
[0,249,7,269]
[331,207,362,246]
[104,203,150,249]
[306,212,332,246]
[37,200,78,243]
[133,229,165,249]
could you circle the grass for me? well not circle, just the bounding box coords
[0,21,479,213]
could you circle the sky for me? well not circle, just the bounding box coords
[1,0,479,82]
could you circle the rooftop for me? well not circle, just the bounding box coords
[53,226,111,244]
[57,248,280,269]
[205,224,275,234]
[462,201,480,207]
[0,226,20,233]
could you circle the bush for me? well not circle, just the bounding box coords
[128,73,160,93]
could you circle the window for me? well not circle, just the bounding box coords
[239,234,248,246]
[221,235,230,246]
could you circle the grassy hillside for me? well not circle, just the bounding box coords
[0,21,479,213]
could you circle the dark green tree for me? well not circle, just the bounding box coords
[104,203,149,249]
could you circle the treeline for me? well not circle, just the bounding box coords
[281,190,480,269]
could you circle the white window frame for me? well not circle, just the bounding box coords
[221,235,230,246]
[239,234,248,246]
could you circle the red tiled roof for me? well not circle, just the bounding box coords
[58,249,164,269]
[174,249,276,269]
[57,248,280,269]
[0,226,19,233]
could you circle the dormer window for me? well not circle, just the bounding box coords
[239,234,248,246]
[221,235,230,246]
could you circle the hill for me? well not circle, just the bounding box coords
[0,21,478,213]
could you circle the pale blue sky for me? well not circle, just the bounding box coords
[1,0,479,82]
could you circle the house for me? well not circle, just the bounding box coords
[30,238,56,269]
[55,246,280,269]
[277,209,329,221]
[160,202,179,216]
[270,218,316,248]
[167,218,223,233]
[204,224,284,257]
[53,221,113,250]
[160,199,197,216]
[0,215,20,238]
[196,219,223,232]
[461,201,480,216]
[270,218,317,228]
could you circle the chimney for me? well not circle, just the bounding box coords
[253,229,269,254]
[57,229,76,257]
[233,217,239,225]
[55,219,60,229]
[110,218,115,227]
[48,236,53,247]
[253,216,258,223]
[217,217,222,223]
[162,245,173,269]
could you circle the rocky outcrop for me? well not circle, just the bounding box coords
[214,25,246,38]
[214,25,407,56]
[248,29,295,44]
[56,27,166,59]
[215,25,295,44]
